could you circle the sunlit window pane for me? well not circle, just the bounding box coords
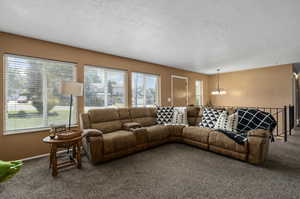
[132,72,159,107]
[195,80,203,106]
[84,66,126,111]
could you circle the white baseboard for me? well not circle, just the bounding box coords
[21,150,68,161]
[21,146,84,162]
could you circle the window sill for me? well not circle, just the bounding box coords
[3,125,79,136]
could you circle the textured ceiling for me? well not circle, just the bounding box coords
[1,0,300,74]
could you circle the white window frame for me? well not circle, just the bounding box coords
[84,65,128,111]
[195,80,203,106]
[132,72,161,107]
[3,54,77,135]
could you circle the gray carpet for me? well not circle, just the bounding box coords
[1,134,300,199]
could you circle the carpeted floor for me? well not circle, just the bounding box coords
[1,133,300,199]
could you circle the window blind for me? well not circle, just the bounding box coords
[4,54,76,132]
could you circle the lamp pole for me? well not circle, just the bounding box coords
[68,94,73,130]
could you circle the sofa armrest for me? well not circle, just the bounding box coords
[123,122,142,130]
[81,129,104,164]
[247,129,270,165]
[130,127,147,134]
[248,129,269,138]
[82,129,103,139]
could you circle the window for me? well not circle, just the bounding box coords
[84,66,127,111]
[132,72,160,107]
[195,80,203,106]
[4,54,76,133]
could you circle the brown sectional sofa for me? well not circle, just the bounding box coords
[80,107,270,165]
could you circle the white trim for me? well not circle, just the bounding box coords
[171,75,189,106]
[124,71,129,107]
[21,150,68,161]
[3,125,79,135]
[3,55,8,132]
[172,75,188,80]
[42,66,48,126]
[195,80,204,106]
[157,75,161,106]
[21,146,85,161]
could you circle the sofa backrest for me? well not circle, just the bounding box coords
[117,108,132,124]
[79,106,203,132]
[88,108,122,133]
[186,106,202,126]
[129,107,157,127]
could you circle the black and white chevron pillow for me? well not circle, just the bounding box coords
[156,106,174,124]
[199,108,224,128]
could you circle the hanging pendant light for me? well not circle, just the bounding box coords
[211,69,226,95]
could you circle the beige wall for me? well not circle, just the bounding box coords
[0,32,209,160]
[208,65,293,108]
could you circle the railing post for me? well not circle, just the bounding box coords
[283,105,287,142]
[276,108,279,136]
[289,105,294,135]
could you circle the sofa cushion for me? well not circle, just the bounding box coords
[103,130,137,154]
[187,117,200,126]
[130,107,151,118]
[118,108,132,124]
[209,130,248,153]
[187,107,202,126]
[133,117,156,127]
[91,121,122,134]
[182,126,211,144]
[129,108,156,126]
[168,125,186,137]
[80,113,91,130]
[146,125,170,142]
[88,108,119,123]
[187,106,200,117]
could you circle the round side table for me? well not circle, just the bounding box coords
[42,136,82,177]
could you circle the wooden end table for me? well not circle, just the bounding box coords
[42,136,82,177]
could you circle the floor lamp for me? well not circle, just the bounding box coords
[61,81,83,130]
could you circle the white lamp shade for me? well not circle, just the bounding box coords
[61,81,83,96]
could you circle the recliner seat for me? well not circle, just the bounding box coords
[80,107,270,165]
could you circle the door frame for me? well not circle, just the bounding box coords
[171,75,189,106]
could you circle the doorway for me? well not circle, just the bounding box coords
[171,75,188,106]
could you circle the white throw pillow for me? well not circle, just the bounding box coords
[214,111,238,132]
[171,107,188,125]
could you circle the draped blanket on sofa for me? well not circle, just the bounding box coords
[216,109,277,144]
